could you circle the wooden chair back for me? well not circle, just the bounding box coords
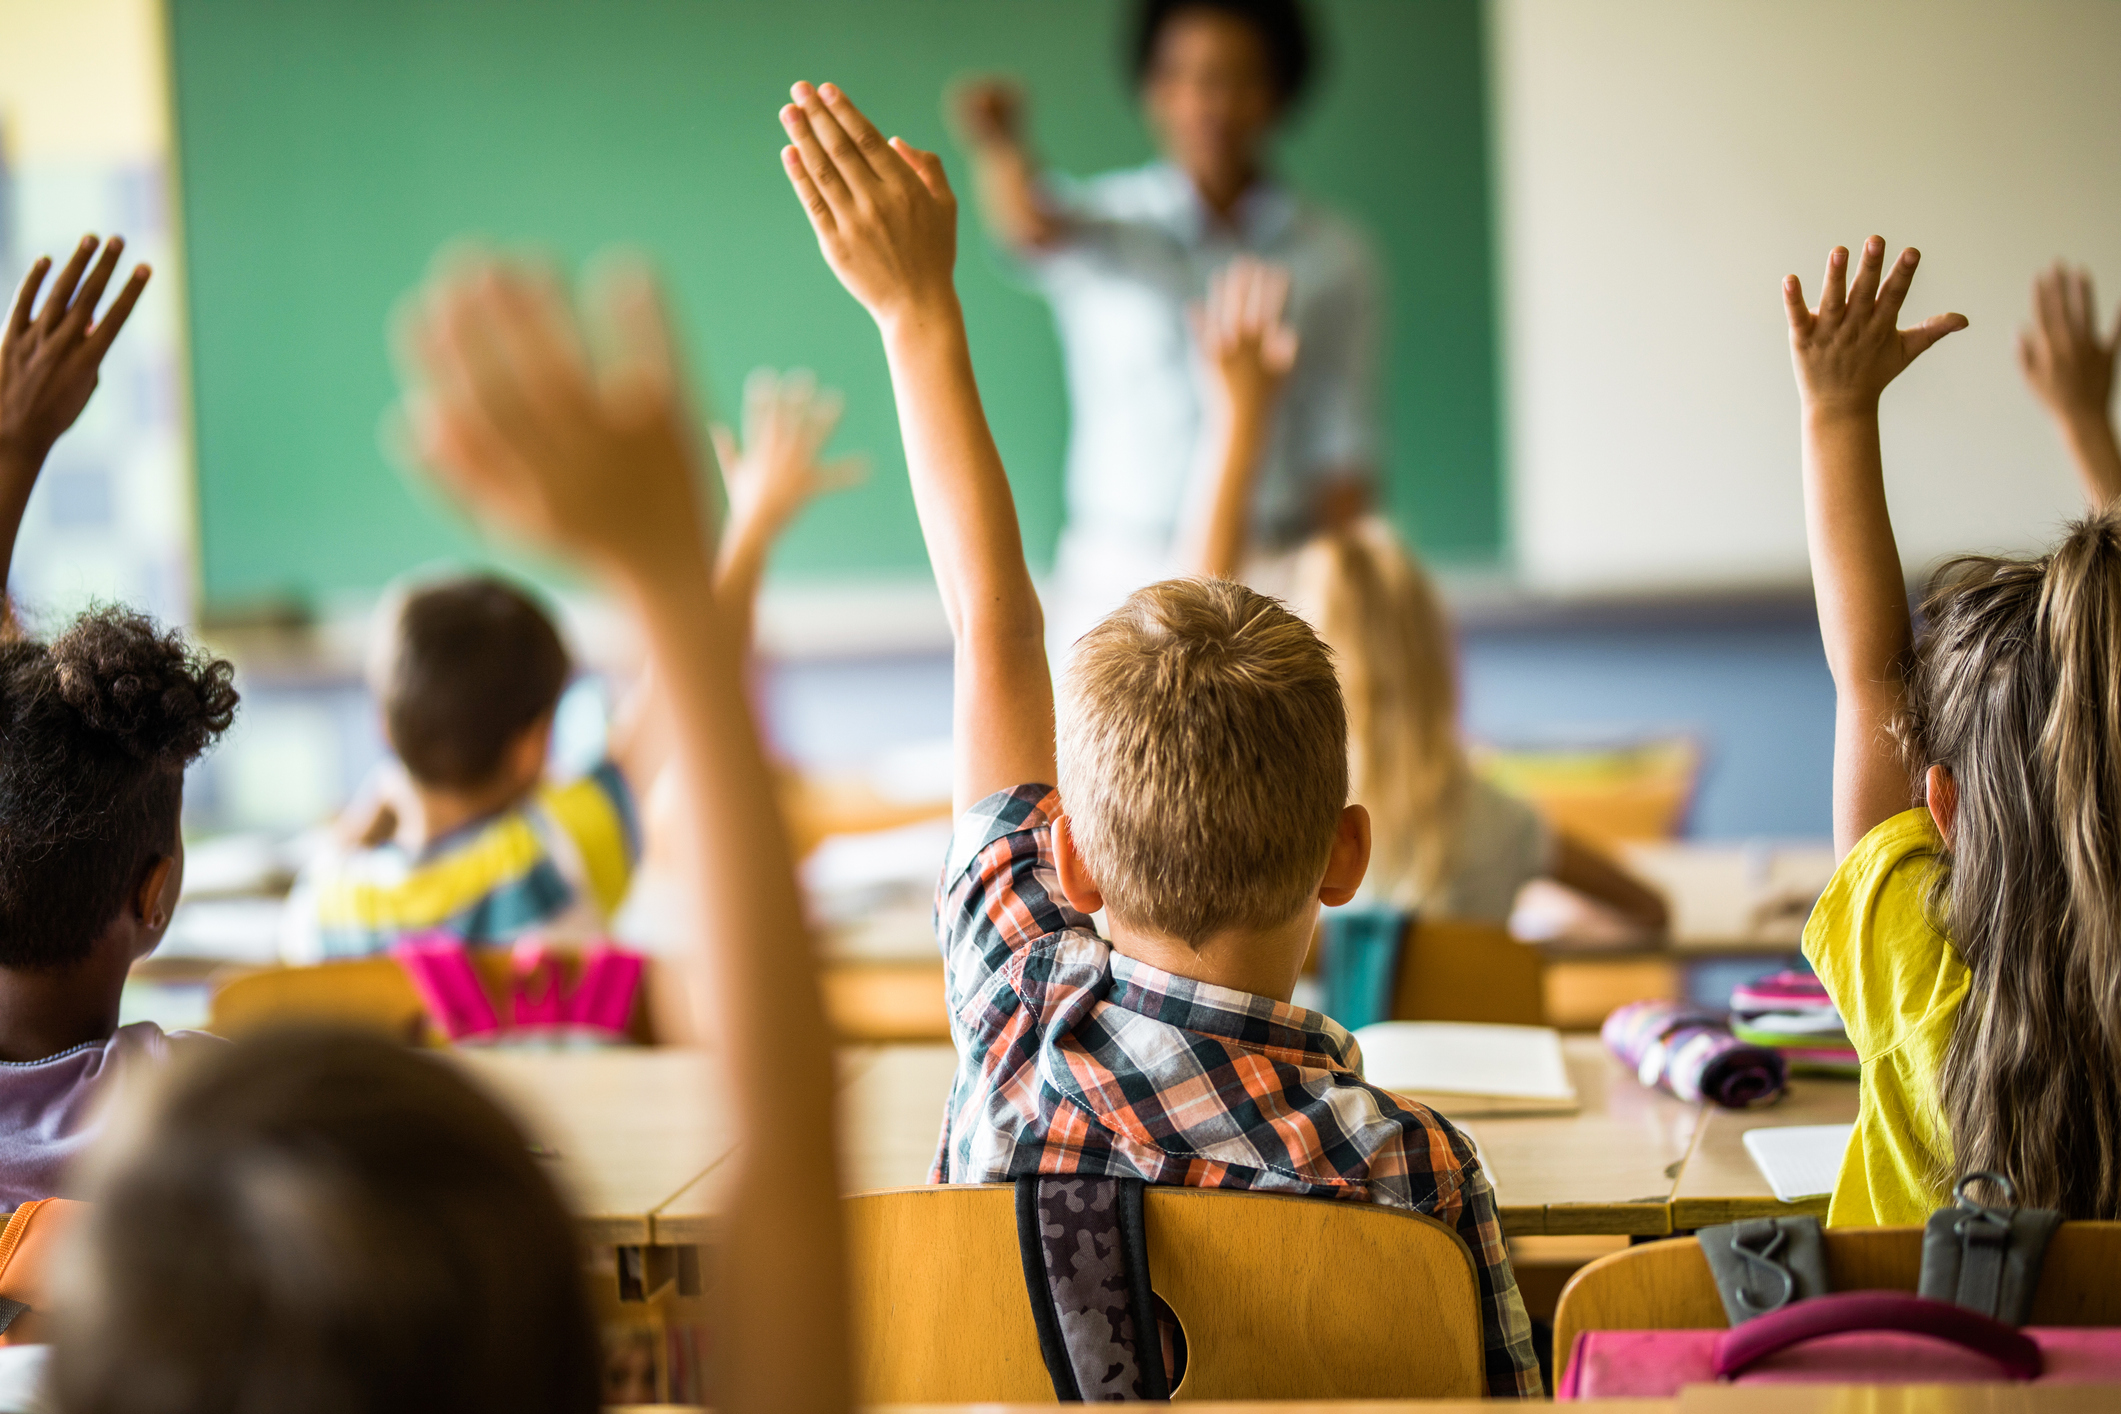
[1393,918,1547,1027]
[1553,1223,2121,1388]
[847,1183,1485,1403]
[207,951,661,1044]
[822,960,951,1042]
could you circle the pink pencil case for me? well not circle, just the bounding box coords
[1562,1292,2121,1397]
[393,934,644,1043]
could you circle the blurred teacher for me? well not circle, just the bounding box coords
[955,0,1380,649]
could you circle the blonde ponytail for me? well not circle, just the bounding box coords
[1293,518,1469,911]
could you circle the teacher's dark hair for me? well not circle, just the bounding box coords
[1131,0,1316,107]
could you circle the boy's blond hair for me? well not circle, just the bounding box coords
[1057,578,1347,944]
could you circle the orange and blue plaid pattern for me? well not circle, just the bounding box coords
[932,785,1542,1398]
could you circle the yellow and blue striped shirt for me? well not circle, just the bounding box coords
[284,761,638,960]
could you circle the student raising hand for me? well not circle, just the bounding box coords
[2019,262,2121,507]
[1784,236,1967,856]
[780,82,960,329]
[1187,256,1298,580]
[712,366,866,653]
[0,235,150,592]
[781,81,1054,811]
[392,253,849,1414]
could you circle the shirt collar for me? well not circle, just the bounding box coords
[1107,949,1358,1068]
[1147,161,1299,248]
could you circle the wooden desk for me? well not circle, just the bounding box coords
[853,1390,2121,1413]
[1671,1072,1860,1230]
[1455,1035,1700,1236]
[450,1048,730,1247]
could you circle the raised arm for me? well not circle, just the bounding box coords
[0,235,150,596]
[394,255,847,1414]
[1784,237,1967,856]
[710,365,866,659]
[2019,262,2121,508]
[947,77,1066,253]
[781,81,1054,812]
[1180,257,1298,580]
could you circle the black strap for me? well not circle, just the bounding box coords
[0,1298,27,1335]
[1013,1175,1169,1401]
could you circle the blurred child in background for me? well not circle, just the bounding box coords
[1186,258,1667,929]
[283,367,859,961]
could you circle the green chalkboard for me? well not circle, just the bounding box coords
[169,0,1501,613]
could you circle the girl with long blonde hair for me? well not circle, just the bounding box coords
[1189,259,1666,925]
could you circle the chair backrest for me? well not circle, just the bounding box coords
[822,960,952,1043]
[847,1183,1484,1404]
[207,952,661,1044]
[1552,1223,2121,1388]
[1393,918,1547,1027]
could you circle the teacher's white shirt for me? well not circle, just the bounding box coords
[1028,162,1381,646]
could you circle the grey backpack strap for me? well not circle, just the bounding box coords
[0,1298,26,1335]
[1014,1175,1170,1401]
[1698,1216,1829,1323]
[1918,1171,2062,1325]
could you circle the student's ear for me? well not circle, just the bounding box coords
[1925,763,1959,846]
[506,712,555,785]
[1318,803,1371,908]
[1052,813,1106,917]
[131,854,177,933]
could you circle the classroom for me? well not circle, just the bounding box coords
[0,0,2118,1408]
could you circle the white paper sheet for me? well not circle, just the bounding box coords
[1352,1022,1578,1115]
[1742,1123,1855,1203]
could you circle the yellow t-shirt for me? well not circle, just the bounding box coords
[1800,808,1970,1226]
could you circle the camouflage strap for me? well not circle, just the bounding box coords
[1014,1175,1171,1401]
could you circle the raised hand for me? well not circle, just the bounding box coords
[948,76,1027,151]
[711,367,866,547]
[0,235,151,596]
[394,253,709,586]
[2,236,150,465]
[1197,257,1299,415]
[2020,263,2118,425]
[1783,237,1966,415]
[780,82,959,329]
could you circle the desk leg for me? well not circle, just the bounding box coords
[616,1243,703,1302]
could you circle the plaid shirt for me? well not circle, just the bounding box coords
[932,785,1542,1398]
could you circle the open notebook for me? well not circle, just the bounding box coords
[1352,1021,1580,1117]
[1742,1123,1854,1203]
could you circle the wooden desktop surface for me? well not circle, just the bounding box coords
[1457,1035,1700,1235]
[1671,1071,1861,1229]
[467,1036,1861,1248]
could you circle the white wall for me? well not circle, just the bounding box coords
[1492,0,2121,592]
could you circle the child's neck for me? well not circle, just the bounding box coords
[1105,908,1313,1004]
[403,773,541,850]
[0,941,133,1064]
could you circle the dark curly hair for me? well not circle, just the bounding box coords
[381,577,568,791]
[0,606,238,969]
[1131,0,1316,107]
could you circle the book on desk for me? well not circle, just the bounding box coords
[1356,1021,1582,1117]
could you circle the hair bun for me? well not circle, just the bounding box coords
[50,608,239,764]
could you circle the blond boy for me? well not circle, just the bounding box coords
[778,81,1539,1397]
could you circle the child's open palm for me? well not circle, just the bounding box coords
[1,236,149,469]
[780,82,959,327]
[2020,262,2118,424]
[1197,257,1300,416]
[1784,237,1967,413]
[395,255,709,583]
[711,367,866,544]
